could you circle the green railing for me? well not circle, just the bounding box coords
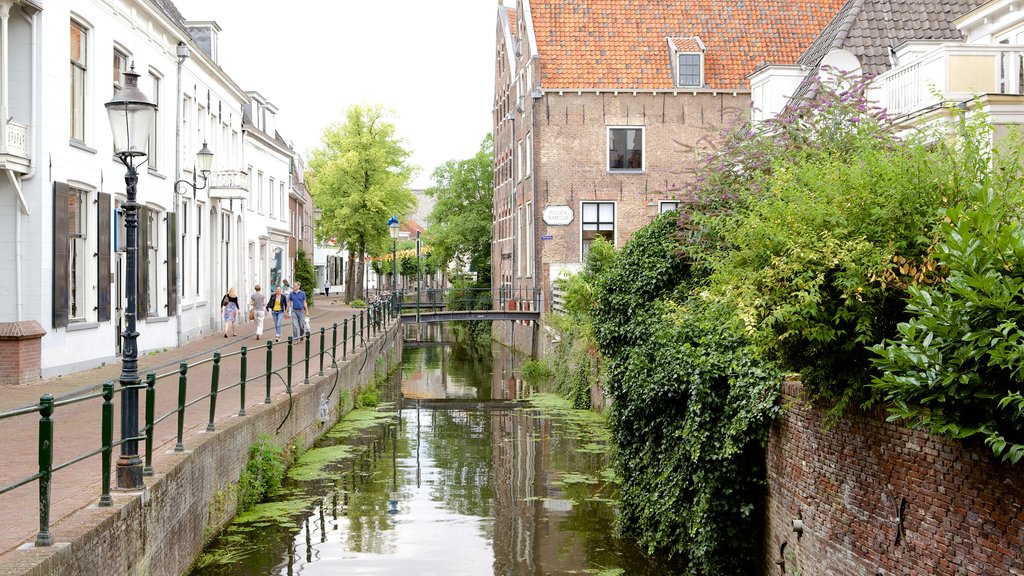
[0,294,401,548]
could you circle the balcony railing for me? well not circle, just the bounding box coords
[5,121,28,158]
[208,169,248,200]
[873,44,1024,117]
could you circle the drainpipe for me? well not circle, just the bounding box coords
[15,6,41,322]
[507,110,515,309]
[174,42,189,345]
[529,55,541,358]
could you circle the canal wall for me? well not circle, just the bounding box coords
[764,380,1024,575]
[13,325,403,576]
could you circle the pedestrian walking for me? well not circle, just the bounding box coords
[221,288,239,338]
[267,286,288,342]
[288,281,308,339]
[250,285,267,340]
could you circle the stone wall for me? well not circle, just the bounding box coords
[764,380,1024,575]
[10,325,402,576]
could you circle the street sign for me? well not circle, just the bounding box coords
[541,234,554,240]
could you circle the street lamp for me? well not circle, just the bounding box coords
[388,215,399,310]
[106,65,157,490]
[174,141,214,198]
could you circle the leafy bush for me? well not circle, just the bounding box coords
[520,359,553,386]
[871,186,1024,463]
[689,74,990,406]
[237,436,285,510]
[592,212,780,572]
[350,299,367,308]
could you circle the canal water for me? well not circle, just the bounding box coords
[190,328,682,575]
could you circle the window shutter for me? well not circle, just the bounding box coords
[52,183,70,328]
[167,212,177,316]
[97,192,111,322]
[138,207,149,320]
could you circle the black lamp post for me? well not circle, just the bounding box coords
[106,65,157,490]
[388,215,399,295]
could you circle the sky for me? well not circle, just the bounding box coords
[171,0,500,189]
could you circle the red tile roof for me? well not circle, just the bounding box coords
[508,8,517,39]
[529,0,847,90]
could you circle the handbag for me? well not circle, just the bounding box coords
[248,308,255,321]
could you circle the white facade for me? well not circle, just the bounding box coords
[0,0,305,378]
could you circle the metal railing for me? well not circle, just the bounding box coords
[0,293,401,547]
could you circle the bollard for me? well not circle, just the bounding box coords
[143,372,156,476]
[36,394,54,547]
[343,319,348,360]
[239,346,248,417]
[287,337,294,389]
[99,384,114,506]
[319,327,326,376]
[331,323,338,368]
[207,352,221,432]
[175,363,188,452]
[304,332,311,385]
[265,340,274,404]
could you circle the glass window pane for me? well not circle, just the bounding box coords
[599,203,614,222]
[70,22,85,65]
[583,203,598,222]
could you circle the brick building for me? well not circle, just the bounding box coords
[492,0,845,349]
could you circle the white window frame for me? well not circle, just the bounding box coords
[659,200,680,214]
[68,186,90,321]
[580,201,616,261]
[525,201,534,277]
[269,176,275,217]
[607,127,645,173]
[148,69,162,171]
[517,205,524,277]
[677,52,704,88]
[70,19,89,143]
[146,208,160,317]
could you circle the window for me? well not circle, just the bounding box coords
[516,205,523,277]
[678,53,703,87]
[148,71,160,169]
[257,171,264,213]
[582,201,614,259]
[70,20,87,142]
[279,182,285,219]
[526,201,534,276]
[608,127,644,172]
[146,209,159,316]
[659,200,680,214]
[196,202,203,297]
[68,188,88,320]
[180,199,189,302]
[113,48,127,94]
[269,177,275,216]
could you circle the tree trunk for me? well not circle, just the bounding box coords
[356,241,366,300]
[345,252,357,302]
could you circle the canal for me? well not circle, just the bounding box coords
[190,328,682,575]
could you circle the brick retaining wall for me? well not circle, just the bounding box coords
[764,380,1024,575]
[7,325,402,576]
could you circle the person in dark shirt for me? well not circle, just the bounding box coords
[287,282,308,339]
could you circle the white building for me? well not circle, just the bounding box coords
[0,0,308,383]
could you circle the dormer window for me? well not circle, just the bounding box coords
[668,36,706,88]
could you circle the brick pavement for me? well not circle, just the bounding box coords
[0,298,380,560]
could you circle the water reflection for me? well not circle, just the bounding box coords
[191,329,680,576]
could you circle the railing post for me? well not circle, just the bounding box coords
[331,322,338,368]
[175,363,188,452]
[143,372,156,476]
[207,352,221,432]
[99,385,114,507]
[342,319,348,361]
[360,310,365,344]
[265,340,274,404]
[304,331,311,385]
[287,336,294,388]
[319,326,326,376]
[351,313,357,351]
[239,346,248,417]
[35,394,54,546]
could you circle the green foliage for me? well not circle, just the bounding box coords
[424,134,494,282]
[691,74,991,406]
[350,299,367,308]
[356,385,381,409]
[521,359,554,386]
[307,104,417,300]
[293,248,317,305]
[591,213,780,572]
[871,185,1024,463]
[237,435,285,511]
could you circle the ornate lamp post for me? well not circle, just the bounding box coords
[388,215,399,311]
[174,141,214,198]
[106,65,157,490]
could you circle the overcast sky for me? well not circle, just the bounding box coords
[172,0,499,189]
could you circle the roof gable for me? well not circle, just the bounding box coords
[528,0,846,90]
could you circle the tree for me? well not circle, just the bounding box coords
[424,134,493,283]
[307,105,416,301]
[293,248,317,306]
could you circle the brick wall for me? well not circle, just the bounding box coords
[764,380,1024,575]
[0,321,45,385]
[5,326,402,576]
